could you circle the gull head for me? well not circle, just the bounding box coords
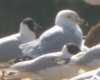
[20,18,40,32]
[55,10,84,26]
[62,43,81,58]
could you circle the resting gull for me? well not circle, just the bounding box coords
[0,18,39,63]
[20,10,84,58]
[6,43,80,80]
[57,44,100,79]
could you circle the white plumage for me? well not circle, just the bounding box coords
[0,18,36,63]
[20,10,83,58]
[6,43,80,80]
[69,44,100,69]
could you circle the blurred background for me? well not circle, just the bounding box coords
[0,0,100,37]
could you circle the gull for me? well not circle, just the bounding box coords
[0,18,40,64]
[59,44,100,80]
[6,43,80,80]
[59,44,100,79]
[20,10,84,58]
[68,44,100,69]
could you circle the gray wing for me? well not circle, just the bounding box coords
[19,39,41,55]
[27,30,66,57]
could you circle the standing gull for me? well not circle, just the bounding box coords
[20,10,84,58]
[0,18,39,63]
[6,43,80,80]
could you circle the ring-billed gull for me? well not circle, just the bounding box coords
[0,18,40,63]
[7,43,80,80]
[20,10,84,58]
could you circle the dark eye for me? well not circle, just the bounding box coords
[67,15,72,18]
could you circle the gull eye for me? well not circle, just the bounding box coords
[67,15,72,19]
